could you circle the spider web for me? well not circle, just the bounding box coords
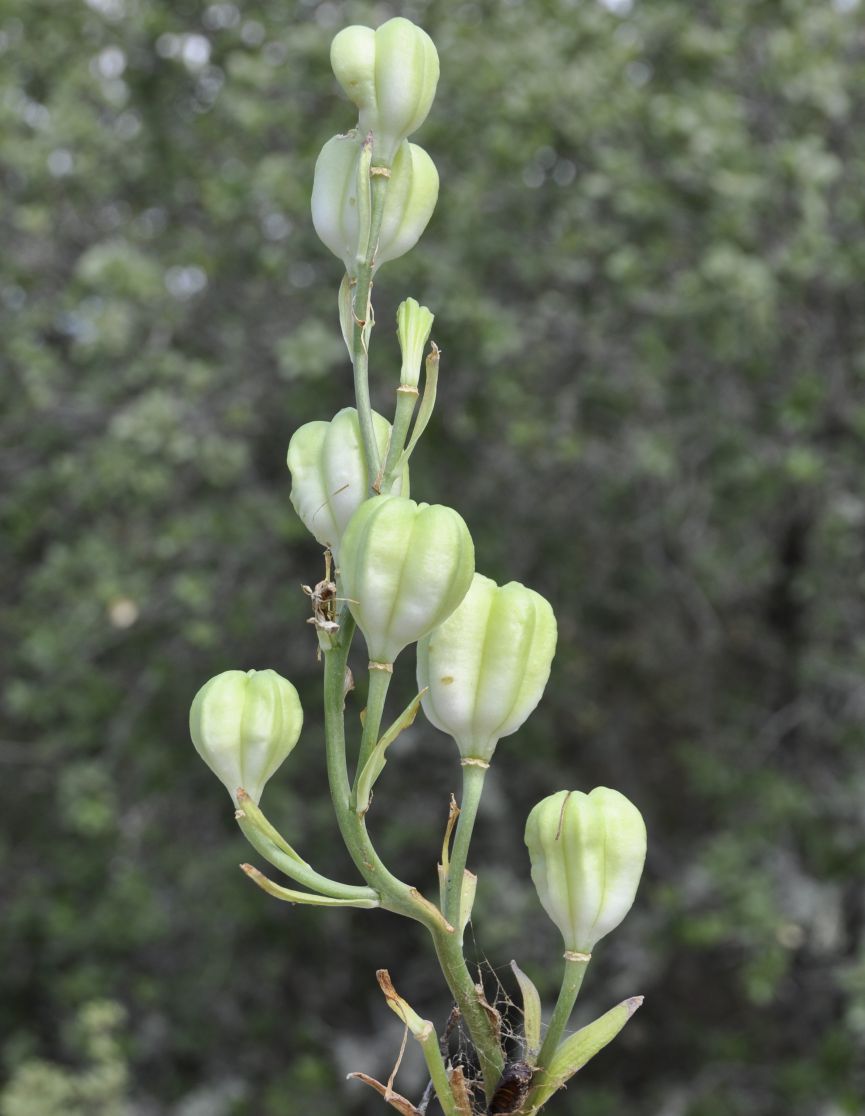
[417,919,529,1115]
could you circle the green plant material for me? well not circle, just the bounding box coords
[393,344,440,473]
[354,687,428,816]
[330,17,440,167]
[524,996,644,1114]
[239,863,380,909]
[234,789,380,904]
[376,970,460,1116]
[456,869,477,939]
[311,134,439,276]
[16,1,865,1111]
[511,960,543,1064]
[339,495,475,665]
[287,407,408,557]
[396,298,435,389]
[525,788,647,952]
[189,669,303,804]
[417,572,557,762]
[534,954,590,1075]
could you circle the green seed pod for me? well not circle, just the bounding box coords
[339,495,475,665]
[311,133,438,276]
[287,407,409,557]
[525,788,647,953]
[416,574,557,762]
[330,17,439,167]
[189,669,303,805]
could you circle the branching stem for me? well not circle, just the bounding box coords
[322,617,504,1103]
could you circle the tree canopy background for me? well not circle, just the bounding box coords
[2,0,865,1113]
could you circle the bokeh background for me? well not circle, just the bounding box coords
[3,0,865,1112]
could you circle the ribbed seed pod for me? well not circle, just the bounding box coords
[417,573,557,762]
[339,495,475,665]
[330,17,439,167]
[311,133,438,275]
[525,788,647,953]
[287,407,409,557]
[190,669,303,804]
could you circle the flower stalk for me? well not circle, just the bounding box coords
[188,16,648,1114]
[352,164,390,491]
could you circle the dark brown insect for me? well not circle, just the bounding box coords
[486,1061,533,1115]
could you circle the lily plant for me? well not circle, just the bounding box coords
[190,17,647,1116]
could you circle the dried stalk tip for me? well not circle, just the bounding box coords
[346,1071,421,1116]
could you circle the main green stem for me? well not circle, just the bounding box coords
[339,156,504,1101]
[430,922,504,1105]
[536,955,590,1069]
[351,171,390,492]
[322,623,422,923]
[444,763,487,933]
[322,619,503,1103]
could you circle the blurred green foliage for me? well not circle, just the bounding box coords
[2,0,865,1113]
[0,1002,129,1116]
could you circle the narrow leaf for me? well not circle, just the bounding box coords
[440,793,460,874]
[437,861,448,913]
[240,864,380,909]
[458,870,477,937]
[355,687,427,815]
[525,996,643,1113]
[397,344,439,468]
[510,960,542,1063]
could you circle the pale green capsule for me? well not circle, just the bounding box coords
[311,133,438,275]
[339,495,475,664]
[396,297,434,388]
[417,574,557,762]
[330,17,439,167]
[190,669,303,805]
[525,788,647,953]
[287,407,409,557]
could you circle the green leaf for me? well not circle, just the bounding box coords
[240,864,380,909]
[354,688,427,815]
[510,960,542,1063]
[526,996,643,1113]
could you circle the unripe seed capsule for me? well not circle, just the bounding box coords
[311,133,438,276]
[190,669,303,805]
[339,495,475,665]
[525,788,647,953]
[287,407,409,557]
[417,573,557,762]
[330,17,439,168]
